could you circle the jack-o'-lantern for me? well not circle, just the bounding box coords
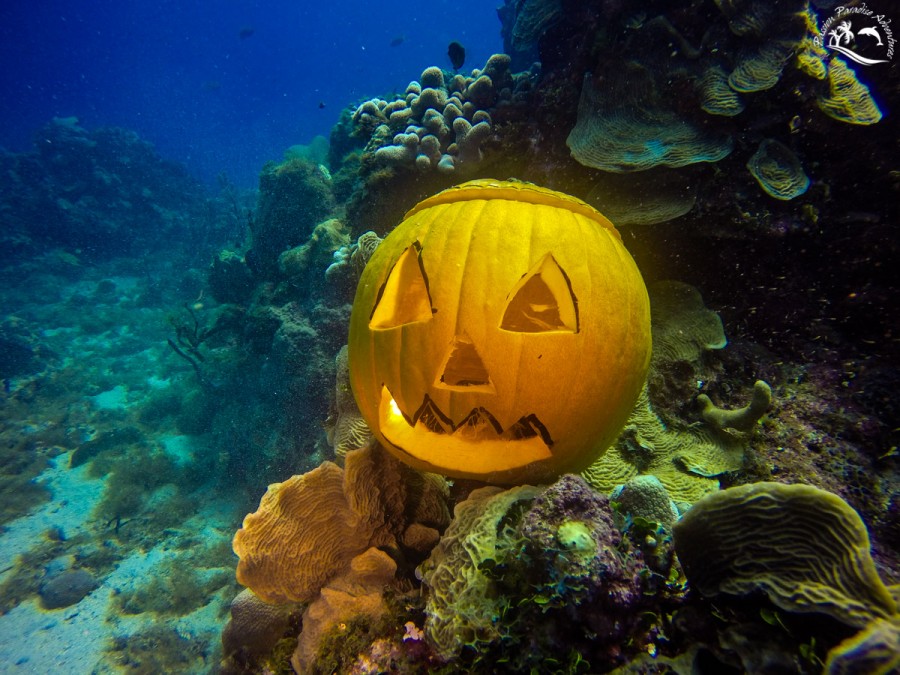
[348,179,651,484]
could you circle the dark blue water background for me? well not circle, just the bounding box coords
[0,0,502,188]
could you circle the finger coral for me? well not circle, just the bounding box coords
[351,55,528,175]
[673,482,898,628]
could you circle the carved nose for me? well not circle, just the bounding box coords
[435,334,494,393]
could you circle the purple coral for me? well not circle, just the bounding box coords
[517,475,646,660]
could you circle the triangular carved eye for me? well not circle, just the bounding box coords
[501,254,579,333]
[369,243,434,329]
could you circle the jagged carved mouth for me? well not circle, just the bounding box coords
[377,385,554,475]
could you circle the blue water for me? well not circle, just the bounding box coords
[0,0,502,188]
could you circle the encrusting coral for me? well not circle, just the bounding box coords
[581,281,743,509]
[673,482,898,629]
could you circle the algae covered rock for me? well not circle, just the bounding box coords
[247,158,335,278]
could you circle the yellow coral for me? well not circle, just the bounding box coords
[233,445,449,604]
[818,57,883,125]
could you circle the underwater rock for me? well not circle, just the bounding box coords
[208,250,254,305]
[221,588,297,668]
[248,157,335,279]
[39,568,99,610]
[277,218,350,282]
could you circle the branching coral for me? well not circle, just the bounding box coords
[698,380,772,432]
[351,55,529,175]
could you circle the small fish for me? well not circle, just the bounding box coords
[448,41,466,71]
[390,35,405,47]
[239,26,255,39]
[318,101,326,109]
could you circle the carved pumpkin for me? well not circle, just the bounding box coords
[348,179,651,484]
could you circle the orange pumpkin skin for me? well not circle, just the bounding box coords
[348,180,651,485]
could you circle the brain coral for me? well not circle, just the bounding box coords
[673,482,898,628]
[567,68,733,172]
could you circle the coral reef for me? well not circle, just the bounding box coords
[0,117,217,260]
[351,55,519,176]
[221,588,298,670]
[326,345,373,460]
[567,68,734,172]
[610,475,680,530]
[291,547,398,673]
[418,475,651,670]
[418,484,542,659]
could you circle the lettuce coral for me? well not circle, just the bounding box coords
[673,482,898,628]
[746,139,810,201]
[418,484,542,660]
[817,57,884,126]
[567,68,733,172]
[233,445,449,604]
